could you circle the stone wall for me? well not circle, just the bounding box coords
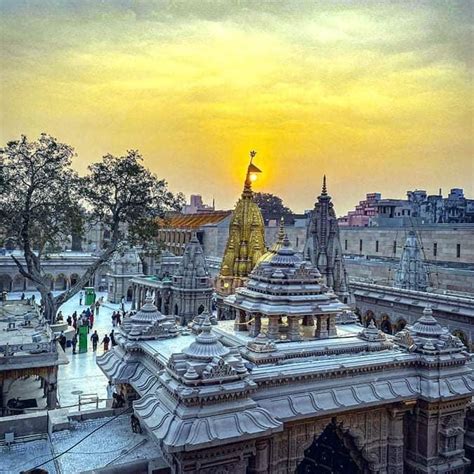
[345,257,474,293]
[340,224,474,264]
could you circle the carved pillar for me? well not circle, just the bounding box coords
[267,315,280,340]
[328,315,337,337]
[387,408,405,474]
[287,316,302,341]
[249,314,261,337]
[315,315,328,338]
[234,310,247,332]
[248,439,270,473]
[46,381,57,409]
[131,285,136,310]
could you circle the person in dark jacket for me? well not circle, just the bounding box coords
[90,330,99,351]
[58,332,67,352]
[110,330,117,347]
[101,334,110,351]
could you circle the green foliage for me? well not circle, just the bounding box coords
[253,192,292,220]
[0,134,184,320]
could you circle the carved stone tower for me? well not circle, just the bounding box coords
[394,230,429,291]
[217,152,266,301]
[304,176,353,304]
[171,233,213,325]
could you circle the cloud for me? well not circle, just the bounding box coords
[0,0,472,213]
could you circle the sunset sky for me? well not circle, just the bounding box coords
[1,1,472,215]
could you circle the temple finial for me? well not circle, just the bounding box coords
[277,217,285,242]
[243,150,261,196]
[321,175,327,196]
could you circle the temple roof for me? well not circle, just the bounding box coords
[226,231,348,316]
[159,211,231,229]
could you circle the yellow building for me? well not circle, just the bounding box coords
[217,151,266,300]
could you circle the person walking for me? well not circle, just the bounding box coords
[58,332,67,352]
[67,315,72,327]
[110,330,117,347]
[72,332,78,354]
[121,296,125,313]
[101,334,110,352]
[90,330,99,351]
[112,312,117,327]
[72,313,77,330]
[79,291,83,306]
[106,380,114,399]
[95,300,100,315]
[21,292,25,300]
[89,311,94,329]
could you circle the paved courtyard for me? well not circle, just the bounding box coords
[8,290,132,412]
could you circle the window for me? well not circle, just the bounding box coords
[457,244,461,258]
[393,240,397,254]
[433,242,437,257]
[359,239,363,252]
[375,240,379,253]
[345,239,348,251]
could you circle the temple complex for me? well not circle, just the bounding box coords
[394,230,429,291]
[216,151,266,305]
[97,252,474,473]
[305,176,353,305]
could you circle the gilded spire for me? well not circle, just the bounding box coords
[218,152,266,297]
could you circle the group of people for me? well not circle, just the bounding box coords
[54,293,123,354]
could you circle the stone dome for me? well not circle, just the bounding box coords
[411,305,444,338]
[131,295,166,324]
[183,316,230,360]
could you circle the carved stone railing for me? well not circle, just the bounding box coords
[0,340,56,358]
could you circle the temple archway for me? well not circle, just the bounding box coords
[380,315,392,335]
[174,303,179,316]
[295,420,367,473]
[55,274,68,291]
[44,274,54,291]
[0,274,12,292]
[364,310,376,327]
[126,286,133,301]
[452,329,469,348]
[70,273,79,287]
[394,318,407,333]
[12,274,25,292]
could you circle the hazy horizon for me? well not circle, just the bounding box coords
[1,1,473,215]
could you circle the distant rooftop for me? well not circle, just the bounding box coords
[159,211,231,229]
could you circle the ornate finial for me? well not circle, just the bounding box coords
[243,150,261,196]
[277,217,285,241]
[321,175,327,196]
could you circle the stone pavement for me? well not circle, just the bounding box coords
[8,290,132,412]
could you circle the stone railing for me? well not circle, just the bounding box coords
[0,340,56,358]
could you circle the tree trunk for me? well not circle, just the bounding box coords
[41,290,57,323]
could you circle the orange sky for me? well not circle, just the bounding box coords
[1,1,473,215]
